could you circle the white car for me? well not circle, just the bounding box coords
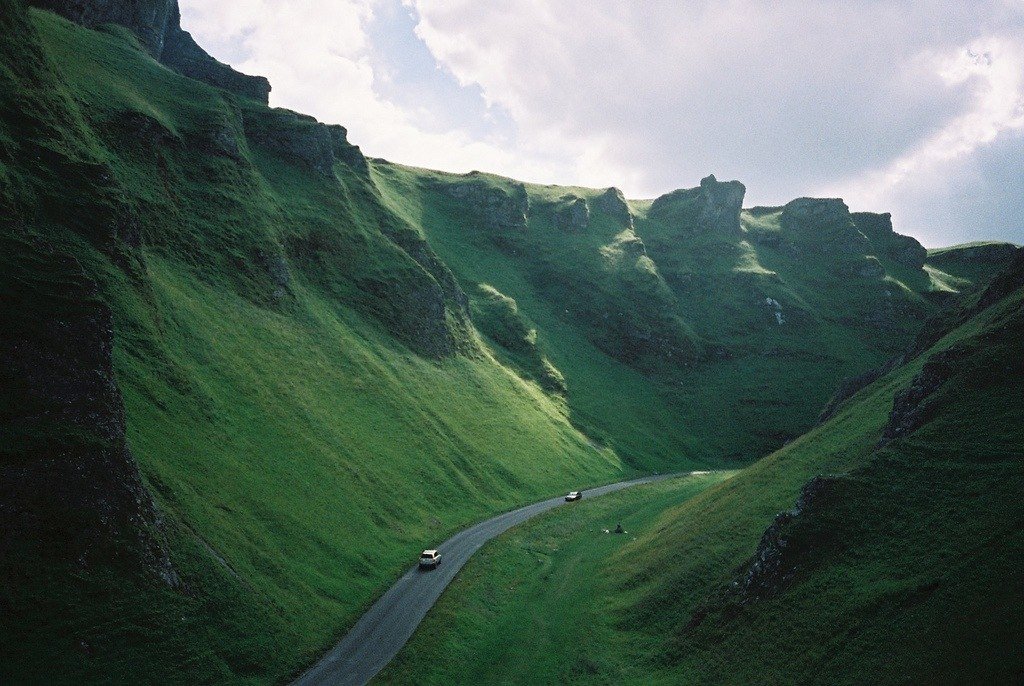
[419,549,441,569]
[565,491,583,502]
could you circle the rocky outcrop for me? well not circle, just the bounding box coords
[242,108,370,179]
[471,284,566,394]
[818,355,904,424]
[855,256,886,279]
[649,175,745,237]
[852,212,927,270]
[593,187,633,228]
[730,475,843,606]
[879,350,959,445]
[975,247,1024,311]
[0,234,177,584]
[555,196,589,232]
[445,177,529,232]
[781,197,870,254]
[686,473,845,634]
[160,5,271,104]
[29,0,176,55]
[697,174,745,236]
[618,233,648,258]
[29,0,271,103]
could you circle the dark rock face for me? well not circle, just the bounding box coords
[243,109,337,178]
[0,235,177,584]
[29,0,271,103]
[696,174,745,236]
[555,196,589,232]
[856,256,886,279]
[781,197,870,254]
[593,187,633,227]
[880,350,959,445]
[619,234,648,258]
[649,175,745,237]
[818,355,904,424]
[29,0,176,55]
[161,7,271,104]
[851,212,927,270]
[976,247,1024,311]
[733,475,843,604]
[327,124,368,174]
[446,178,530,232]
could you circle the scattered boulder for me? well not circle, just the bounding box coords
[555,196,589,232]
[764,296,785,325]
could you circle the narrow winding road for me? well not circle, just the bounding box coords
[293,472,686,686]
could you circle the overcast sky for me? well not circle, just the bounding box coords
[180,0,1024,247]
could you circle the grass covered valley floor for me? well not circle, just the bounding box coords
[1,0,1021,684]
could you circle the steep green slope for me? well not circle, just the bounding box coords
[1,1,1017,684]
[380,250,1023,684]
[1,6,629,683]
[372,167,991,464]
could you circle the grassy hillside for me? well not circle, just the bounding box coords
[1,1,1017,684]
[371,166,1005,465]
[378,251,1024,684]
[1,6,631,683]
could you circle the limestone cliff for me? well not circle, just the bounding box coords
[28,0,271,103]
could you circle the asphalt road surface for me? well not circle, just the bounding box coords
[292,472,691,686]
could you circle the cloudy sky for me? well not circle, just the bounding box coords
[180,0,1024,247]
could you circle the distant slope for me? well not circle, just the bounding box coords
[377,249,1024,685]
[372,165,991,463]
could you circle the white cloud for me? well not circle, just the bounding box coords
[830,37,1024,212]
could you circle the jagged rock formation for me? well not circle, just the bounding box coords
[733,475,843,604]
[445,177,530,232]
[160,3,270,104]
[685,473,845,633]
[0,233,177,585]
[649,174,745,237]
[28,0,271,103]
[818,355,904,424]
[243,108,334,177]
[471,284,566,394]
[242,107,367,178]
[555,195,589,232]
[593,187,633,227]
[879,350,958,445]
[852,212,928,270]
[697,174,745,236]
[781,197,871,255]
